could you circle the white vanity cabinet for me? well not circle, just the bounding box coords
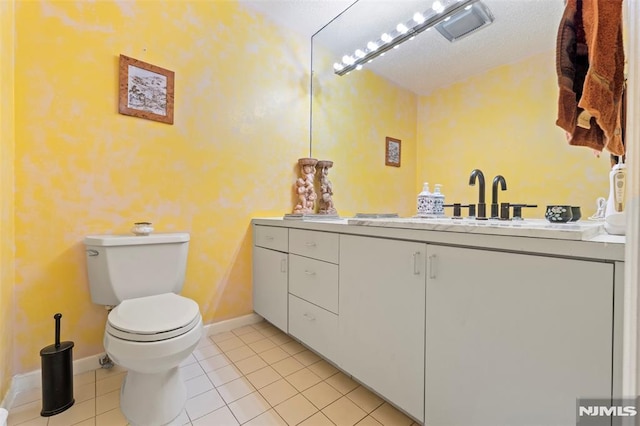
[251,218,623,426]
[288,229,341,364]
[252,225,289,332]
[339,235,426,422]
[425,245,615,426]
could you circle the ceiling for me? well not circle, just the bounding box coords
[239,0,566,95]
[239,0,355,38]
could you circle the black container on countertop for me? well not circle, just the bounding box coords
[40,313,74,416]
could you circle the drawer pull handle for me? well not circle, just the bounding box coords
[413,252,421,275]
[305,242,317,247]
[304,270,316,276]
[428,254,437,279]
[265,235,274,241]
[303,313,316,321]
[280,259,287,273]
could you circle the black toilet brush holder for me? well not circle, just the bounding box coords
[40,313,75,417]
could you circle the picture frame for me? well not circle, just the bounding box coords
[118,54,174,124]
[385,137,401,167]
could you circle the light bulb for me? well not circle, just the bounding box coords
[342,55,355,65]
[413,12,425,24]
[465,4,472,10]
[333,63,344,71]
[355,49,365,59]
[432,0,444,13]
[367,41,378,51]
[396,23,408,34]
[381,33,393,43]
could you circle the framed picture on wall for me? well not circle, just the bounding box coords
[118,54,175,124]
[385,137,401,167]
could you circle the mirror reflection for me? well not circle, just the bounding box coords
[311,0,614,219]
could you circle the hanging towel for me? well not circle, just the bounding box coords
[555,0,625,156]
[579,0,625,156]
[556,0,601,148]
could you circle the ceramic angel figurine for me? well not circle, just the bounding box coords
[293,158,318,214]
[317,160,337,215]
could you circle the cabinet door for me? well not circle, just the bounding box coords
[425,245,613,426]
[253,246,288,333]
[339,235,426,422]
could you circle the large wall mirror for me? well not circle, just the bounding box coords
[310,0,614,218]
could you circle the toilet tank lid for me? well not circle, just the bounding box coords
[84,233,190,246]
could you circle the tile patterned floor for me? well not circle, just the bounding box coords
[7,321,419,425]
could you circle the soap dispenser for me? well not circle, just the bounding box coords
[417,183,432,217]
[433,184,445,217]
[604,160,627,235]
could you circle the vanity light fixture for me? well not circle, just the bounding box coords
[334,0,493,76]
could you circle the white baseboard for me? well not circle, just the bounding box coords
[0,407,7,426]
[202,313,263,337]
[1,313,263,410]
[0,377,16,411]
[1,352,106,411]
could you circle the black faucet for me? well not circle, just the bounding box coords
[491,175,507,218]
[468,169,487,219]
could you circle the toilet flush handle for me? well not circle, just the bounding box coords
[86,249,99,256]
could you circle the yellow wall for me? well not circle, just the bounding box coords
[312,52,417,217]
[0,0,16,403]
[12,0,311,374]
[417,51,612,218]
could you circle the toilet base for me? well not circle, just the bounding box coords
[120,367,186,426]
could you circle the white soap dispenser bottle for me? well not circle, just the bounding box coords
[604,160,627,235]
[433,184,445,217]
[417,182,432,217]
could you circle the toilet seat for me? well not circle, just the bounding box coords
[107,293,201,342]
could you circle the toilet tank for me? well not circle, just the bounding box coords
[84,233,190,306]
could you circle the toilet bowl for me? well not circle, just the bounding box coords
[104,293,203,426]
[84,232,201,426]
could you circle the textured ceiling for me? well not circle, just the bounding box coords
[240,0,566,95]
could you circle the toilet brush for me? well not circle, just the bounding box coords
[40,313,75,416]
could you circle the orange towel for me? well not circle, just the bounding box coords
[579,0,625,156]
[555,0,625,156]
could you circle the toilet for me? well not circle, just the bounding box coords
[84,232,203,426]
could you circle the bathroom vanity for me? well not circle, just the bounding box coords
[251,217,624,425]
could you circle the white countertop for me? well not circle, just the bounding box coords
[253,216,625,262]
[345,217,612,242]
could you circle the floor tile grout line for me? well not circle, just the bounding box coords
[208,346,316,426]
[200,330,354,422]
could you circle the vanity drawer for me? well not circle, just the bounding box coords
[289,254,339,314]
[289,294,339,364]
[254,225,288,252]
[289,229,339,263]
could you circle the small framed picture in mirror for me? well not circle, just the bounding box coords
[385,137,401,167]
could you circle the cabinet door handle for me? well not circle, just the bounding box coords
[265,235,274,241]
[304,270,316,276]
[305,241,317,247]
[303,313,316,321]
[428,254,437,279]
[280,259,287,273]
[413,252,421,275]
